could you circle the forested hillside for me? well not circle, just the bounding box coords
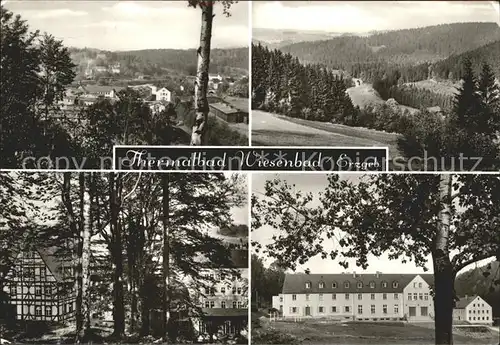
[278,22,500,81]
[70,47,249,77]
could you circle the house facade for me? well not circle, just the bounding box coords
[453,295,493,325]
[194,249,248,337]
[272,273,434,322]
[156,87,172,102]
[78,85,124,99]
[1,248,76,323]
[209,103,247,124]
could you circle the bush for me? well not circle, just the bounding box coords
[252,328,301,345]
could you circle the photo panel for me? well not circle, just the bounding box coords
[251,1,500,171]
[1,1,250,170]
[0,171,249,344]
[250,172,500,344]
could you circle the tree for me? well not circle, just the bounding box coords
[477,62,500,133]
[252,174,500,345]
[187,0,237,145]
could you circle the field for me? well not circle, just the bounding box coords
[251,110,402,158]
[253,316,500,345]
[404,80,461,96]
[346,83,420,115]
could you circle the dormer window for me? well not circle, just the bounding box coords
[305,281,311,289]
[382,281,388,288]
[369,281,375,288]
[357,282,363,288]
[344,281,350,288]
[332,282,337,288]
[392,281,399,288]
[319,282,325,289]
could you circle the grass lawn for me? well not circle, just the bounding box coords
[252,318,499,345]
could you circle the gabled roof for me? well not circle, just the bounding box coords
[281,273,434,294]
[81,85,125,94]
[455,295,480,309]
[209,102,239,115]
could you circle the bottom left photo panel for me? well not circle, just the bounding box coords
[0,172,249,344]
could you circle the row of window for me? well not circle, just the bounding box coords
[12,267,49,280]
[204,287,243,295]
[469,316,490,321]
[407,293,429,301]
[204,301,244,309]
[472,303,487,308]
[305,280,400,289]
[289,304,404,315]
[470,309,489,314]
[10,285,56,296]
[290,293,403,301]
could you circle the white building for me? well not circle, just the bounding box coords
[272,272,435,322]
[453,295,493,325]
[156,87,172,102]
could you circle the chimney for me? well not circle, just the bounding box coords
[465,294,468,299]
[352,271,356,278]
[376,271,381,278]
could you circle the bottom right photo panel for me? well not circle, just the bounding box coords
[250,173,500,345]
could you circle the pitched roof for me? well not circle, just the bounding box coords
[281,273,434,294]
[37,247,68,282]
[455,296,479,309]
[209,103,239,115]
[81,85,125,94]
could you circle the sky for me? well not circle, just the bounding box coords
[253,1,500,33]
[251,173,495,275]
[2,0,250,50]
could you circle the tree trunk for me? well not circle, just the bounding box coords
[191,3,214,146]
[432,174,454,345]
[78,173,92,340]
[74,173,84,341]
[110,173,125,337]
[162,174,171,341]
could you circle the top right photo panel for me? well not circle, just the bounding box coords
[251,1,500,171]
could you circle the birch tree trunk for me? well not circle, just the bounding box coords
[162,174,171,341]
[432,174,455,345]
[191,2,214,146]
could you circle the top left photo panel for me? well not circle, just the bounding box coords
[1,0,250,170]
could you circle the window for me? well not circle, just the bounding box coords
[413,293,417,300]
[358,305,363,314]
[357,282,363,288]
[319,282,325,289]
[383,305,387,314]
[413,282,417,288]
[383,293,387,300]
[358,294,362,300]
[210,301,215,308]
[418,282,422,288]
[35,306,42,316]
[221,287,226,294]
[409,307,416,317]
[332,293,336,300]
[344,306,350,313]
[68,303,73,312]
[291,307,297,313]
[371,294,375,300]
[221,301,226,308]
[382,281,388,288]
[319,293,323,301]
[211,288,216,295]
[237,301,242,308]
[237,287,242,295]
[232,287,237,294]
[392,281,398,288]
[319,306,324,313]
[469,316,472,321]
[394,305,399,314]
[369,281,375,288]
[344,281,350,288]
[46,286,52,296]
[424,293,429,301]
[9,285,15,295]
[233,301,237,308]
[345,293,350,300]
[280,297,283,302]
[305,281,311,289]
[306,294,310,301]
[408,293,412,301]
[292,294,297,301]
[332,282,337,288]
[205,301,210,308]
[419,293,423,300]
[371,305,375,314]
[394,293,398,300]
[45,306,52,317]
[331,306,337,313]
[473,304,475,307]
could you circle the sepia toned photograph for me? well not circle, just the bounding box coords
[251,173,500,344]
[0,1,250,169]
[251,1,500,171]
[0,172,249,344]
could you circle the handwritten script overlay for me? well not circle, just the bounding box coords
[114,147,388,172]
